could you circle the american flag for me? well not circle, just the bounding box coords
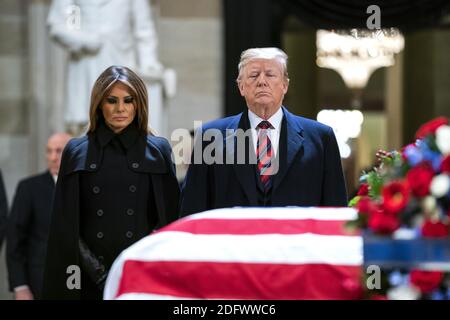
[104,207,363,300]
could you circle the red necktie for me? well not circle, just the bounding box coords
[256,120,274,192]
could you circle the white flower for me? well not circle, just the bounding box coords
[393,228,417,240]
[421,196,437,212]
[436,125,450,155]
[387,285,421,300]
[430,174,450,198]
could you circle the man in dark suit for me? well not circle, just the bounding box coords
[180,47,347,216]
[0,170,7,249]
[6,132,71,300]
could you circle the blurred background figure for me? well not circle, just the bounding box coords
[6,133,72,300]
[47,0,176,136]
[0,171,7,251]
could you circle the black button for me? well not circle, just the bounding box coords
[126,231,133,238]
[126,208,134,216]
[93,186,100,194]
[132,162,139,169]
[97,232,104,239]
[129,185,137,193]
[97,209,104,217]
[98,255,104,261]
[90,163,97,169]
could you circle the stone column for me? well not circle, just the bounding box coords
[28,0,66,173]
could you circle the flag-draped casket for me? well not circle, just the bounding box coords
[104,207,363,300]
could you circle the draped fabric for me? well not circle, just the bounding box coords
[104,207,363,300]
[223,0,450,116]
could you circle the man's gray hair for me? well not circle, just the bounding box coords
[237,47,289,83]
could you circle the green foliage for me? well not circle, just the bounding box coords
[367,171,383,198]
[348,196,361,208]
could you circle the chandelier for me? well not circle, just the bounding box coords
[316,28,405,103]
[315,28,404,158]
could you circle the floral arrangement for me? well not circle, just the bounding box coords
[348,117,450,300]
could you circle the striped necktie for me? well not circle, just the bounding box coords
[256,120,274,192]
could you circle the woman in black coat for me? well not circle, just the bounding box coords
[42,66,180,300]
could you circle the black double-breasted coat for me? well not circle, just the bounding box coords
[42,124,180,299]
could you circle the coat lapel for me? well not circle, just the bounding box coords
[225,111,258,206]
[272,107,304,191]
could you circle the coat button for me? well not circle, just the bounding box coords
[98,255,104,262]
[129,185,137,193]
[126,208,134,216]
[97,232,104,239]
[126,231,133,239]
[97,209,104,217]
[93,186,100,194]
[89,163,97,169]
[132,162,139,169]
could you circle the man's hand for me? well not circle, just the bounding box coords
[14,287,34,300]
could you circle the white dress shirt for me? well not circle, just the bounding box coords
[248,107,284,157]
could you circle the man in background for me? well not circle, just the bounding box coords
[6,132,71,300]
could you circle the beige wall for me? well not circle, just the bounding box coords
[156,0,223,178]
[0,0,28,300]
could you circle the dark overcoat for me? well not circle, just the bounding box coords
[180,107,347,216]
[6,171,55,299]
[42,130,180,299]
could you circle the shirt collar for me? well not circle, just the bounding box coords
[96,120,140,150]
[247,107,283,130]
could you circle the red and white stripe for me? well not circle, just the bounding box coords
[104,207,363,300]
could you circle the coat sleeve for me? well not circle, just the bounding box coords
[0,170,7,249]
[42,142,80,300]
[6,180,32,290]
[321,127,348,206]
[151,137,180,227]
[160,139,181,225]
[179,129,212,217]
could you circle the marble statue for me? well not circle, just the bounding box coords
[47,0,175,135]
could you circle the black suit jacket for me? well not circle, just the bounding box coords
[6,171,55,299]
[0,170,8,249]
[180,107,347,216]
[42,133,180,299]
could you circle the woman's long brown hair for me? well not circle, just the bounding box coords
[87,65,152,135]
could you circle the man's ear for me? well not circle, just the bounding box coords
[282,79,289,94]
[237,81,245,97]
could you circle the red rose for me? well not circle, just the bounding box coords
[410,270,444,294]
[415,117,449,140]
[357,183,369,196]
[421,220,449,238]
[441,155,450,173]
[382,181,410,215]
[406,165,434,197]
[357,196,374,214]
[367,206,400,234]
